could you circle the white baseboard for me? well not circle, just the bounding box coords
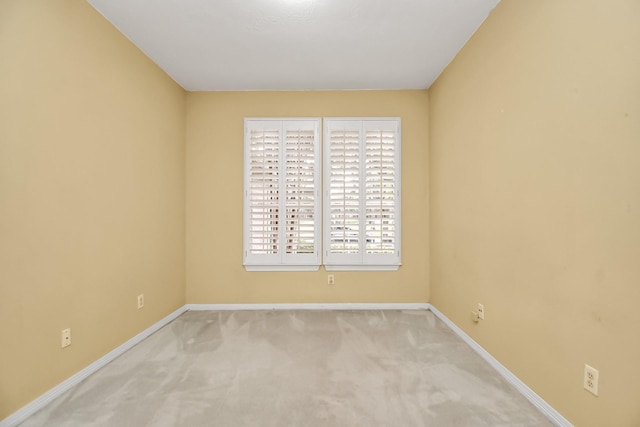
[186,302,431,311]
[427,305,573,427]
[3,302,570,427]
[0,306,187,427]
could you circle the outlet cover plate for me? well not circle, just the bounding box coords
[61,328,71,348]
[584,364,599,396]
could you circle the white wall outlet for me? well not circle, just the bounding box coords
[137,294,144,309]
[477,303,485,320]
[584,364,599,396]
[61,328,71,348]
[328,274,335,285]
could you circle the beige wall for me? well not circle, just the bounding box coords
[0,0,186,418]
[429,1,640,426]
[186,91,429,304]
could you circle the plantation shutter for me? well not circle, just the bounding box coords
[244,119,321,271]
[247,124,280,261]
[283,123,317,256]
[324,118,401,270]
[364,122,397,256]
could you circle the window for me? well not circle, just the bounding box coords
[243,119,322,271]
[323,118,401,270]
[243,117,400,272]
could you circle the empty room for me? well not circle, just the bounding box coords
[0,0,638,426]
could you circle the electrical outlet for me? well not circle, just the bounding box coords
[137,294,144,309]
[477,303,485,320]
[61,328,71,348]
[328,275,335,285]
[584,364,599,396]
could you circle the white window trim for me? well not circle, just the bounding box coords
[243,118,322,271]
[323,117,402,271]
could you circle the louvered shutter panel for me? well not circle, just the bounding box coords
[248,126,280,258]
[328,128,360,254]
[364,123,396,255]
[283,123,318,257]
[324,119,401,270]
[244,119,321,270]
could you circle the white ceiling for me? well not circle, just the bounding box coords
[87,0,500,91]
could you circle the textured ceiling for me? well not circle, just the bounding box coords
[87,0,500,91]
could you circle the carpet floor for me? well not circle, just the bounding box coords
[19,310,554,426]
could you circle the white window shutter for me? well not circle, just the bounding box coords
[282,121,321,264]
[244,119,321,271]
[247,124,281,264]
[325,121,362,267]
[363,120,400,266]
[324,118,401,270]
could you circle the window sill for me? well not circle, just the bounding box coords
[244,265,321,272]
[324,265,400,272]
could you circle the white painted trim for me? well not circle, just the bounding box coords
[0,306,187,427]
[427,305,573,427]
[186,303,430,311]
[324,265,400,271]
[244,265,321,272]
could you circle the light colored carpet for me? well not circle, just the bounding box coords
[20,310,554,426]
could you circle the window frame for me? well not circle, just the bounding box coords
[243,118,322,271]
